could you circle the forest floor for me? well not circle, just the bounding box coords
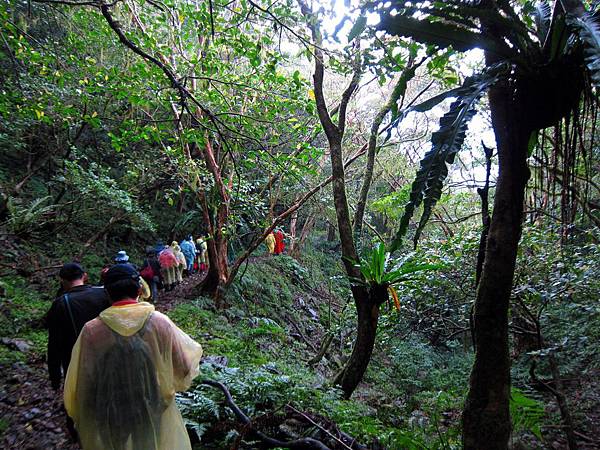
[0,271,206,450]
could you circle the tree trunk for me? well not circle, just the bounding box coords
[297,0,385,398]
[334,283,387,398]
[289,210,298,254]
[198,187,229,304]
[475,144,493,287]
[352,64,418,244]
[327,222,336,242]
[201,220,229,303]
[291,214,315,258]
[462,82,532,449]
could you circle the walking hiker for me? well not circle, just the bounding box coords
[113,250,152,301]
[64,263,203,450]
[171,241,186,284]
[158,245,178,291]
[141,248,163,302]
[46,263,110,391]
[114,250,129,264]
[265,231,275,255]
[180,235,196,275]
[196,236,208,272]
[274,228,285,255]
[155,240,167,255]
[45,263,109,440]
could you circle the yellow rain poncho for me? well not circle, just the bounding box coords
[265,232,275,254]
[171,242,186,282]
[196,238,208,264]
[64,302,203,450]
[139,276,152,301]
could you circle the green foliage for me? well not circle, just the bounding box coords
[510,388,545,440]
[371,185,411,220]
[0,277,49,337]
[389,63,507,251]
[168,299,218,339]
[0,276,50,363]
[357,243,442,287]
[64,159,155,231]
[5,196,58,236]
[347,15,367,42]
[0,417,9,437]
[512,225,600,377]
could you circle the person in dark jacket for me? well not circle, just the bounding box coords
[45,262,109,390]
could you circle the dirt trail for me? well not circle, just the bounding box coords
[0,271,206,450]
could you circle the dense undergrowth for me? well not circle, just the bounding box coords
[168,228,597,449]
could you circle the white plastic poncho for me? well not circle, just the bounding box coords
[64,302,203,450]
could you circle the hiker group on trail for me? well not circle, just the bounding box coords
[44,234,209,449]
[151,235,207,292]
[265,228,286,255]
[41,228,286,449]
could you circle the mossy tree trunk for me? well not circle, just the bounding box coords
[298,0,388,398]
[462,78,531,448]
[463,10,585,444]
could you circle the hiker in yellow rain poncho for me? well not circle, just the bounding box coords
[265,232,275,254]
[64,263,203,450]
[171,241,186,284]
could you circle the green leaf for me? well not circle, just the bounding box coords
[347,15,367,42]
[378,12,513,57]
[389,63,508,253]
[533,0,552,43]
[383,68,502,144]
[510,388,545,440]
[567,12,600,87]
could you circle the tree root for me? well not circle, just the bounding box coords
[200,380,371,450]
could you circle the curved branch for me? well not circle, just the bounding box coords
[296,0,339,142]
[200,380,331,450]
[352,59,422,240]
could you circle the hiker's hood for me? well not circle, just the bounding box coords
[99,302,155,336]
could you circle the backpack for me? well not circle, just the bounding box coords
[158,249,177,269]
[140,264,155,281]
[90,314,164,450]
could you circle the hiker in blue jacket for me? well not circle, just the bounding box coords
[179,236,196,275]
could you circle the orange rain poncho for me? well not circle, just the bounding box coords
[64,302,203,450]
[274,230,285,254]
